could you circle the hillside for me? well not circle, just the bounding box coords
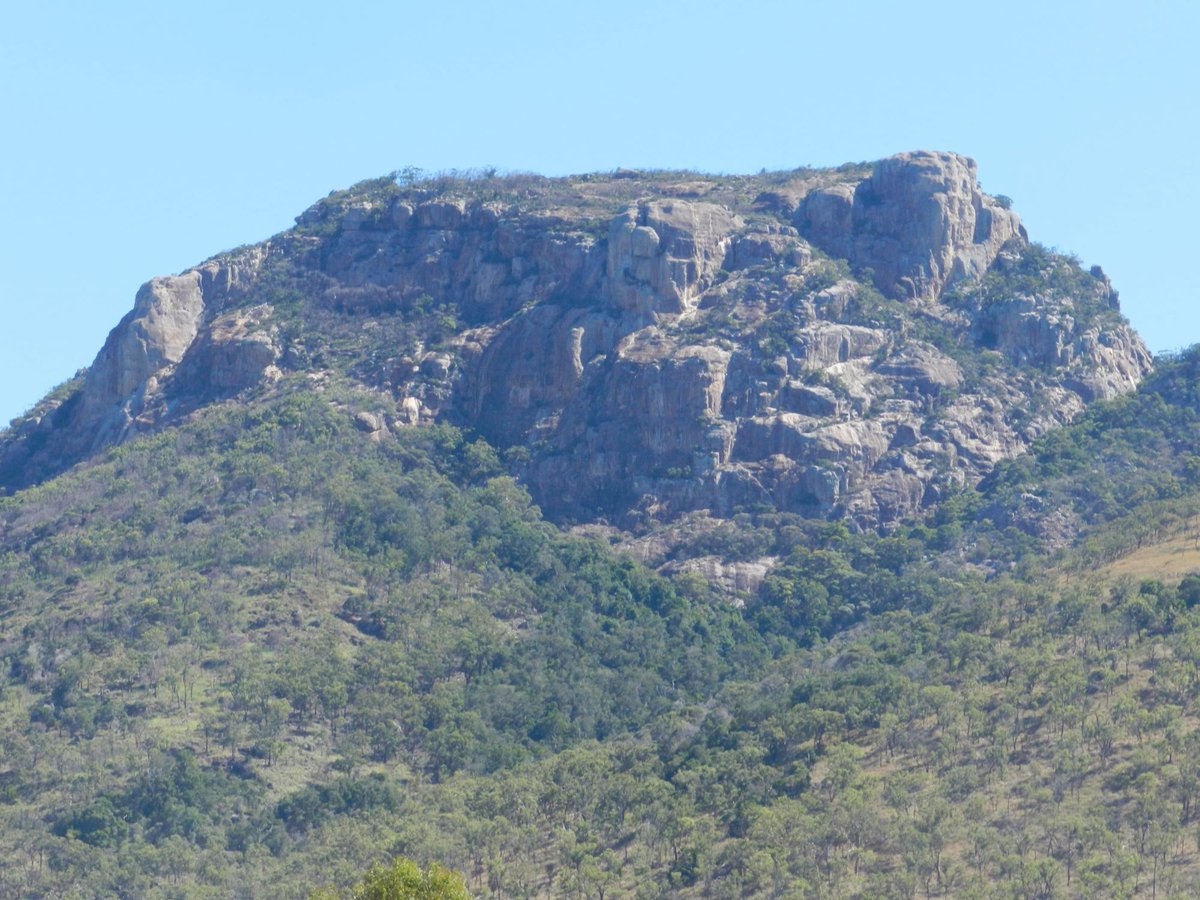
[2,153,1196,898]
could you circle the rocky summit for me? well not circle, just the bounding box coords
[1,151,1151,530]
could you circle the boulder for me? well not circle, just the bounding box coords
[797,151,1026,301]
[661,555,777,603]
[779,382,840,416]
[793,324,889,368]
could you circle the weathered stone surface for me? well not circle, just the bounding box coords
[0,249,269,487]
[873,346,963,396]
[319,200,606,323]
[729,225,808,270]
[69,258,266,451]
[797,151,1026,301]
[421,191,1148,527]
[846,468,930,524]
[78,272,206,427]
[793,324,889,368]
[516,334,735,519]
[176,305,280,395]
[779,382,840,416]
[0,154,1155,532]
[354,411,383,433]
[660,555,777,604]
[415,198,467,230]
[971,298,1151,401]
[1069,325,1152,400]
[608,200,741,316]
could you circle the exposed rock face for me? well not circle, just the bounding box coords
[174,305,281,396]
[0,250,271,488]
[797,151,1026,301]
[522,336,734,517]
[0,152,1154,534]
[970,298,1151,401]
[310,198,605,323]
[660,555,776,604]
[608,200,742,316]
[84,254,271,430]
[74,272,207,444]
[873,345,963,396]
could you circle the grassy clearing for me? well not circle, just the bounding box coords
[1103,525,1200,582]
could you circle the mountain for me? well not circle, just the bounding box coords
[1,151,1149,535]
[4,152,1198,898]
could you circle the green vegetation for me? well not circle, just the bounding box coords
[0,377,761,896]
[975,345,1200,559]
[7,349,1200,895]
[311,854,470,900]
[948,240,1124,350]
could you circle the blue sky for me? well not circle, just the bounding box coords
[2,0,1197,425]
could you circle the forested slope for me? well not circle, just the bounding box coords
[0,376,761,896]
[3,351,1200,896]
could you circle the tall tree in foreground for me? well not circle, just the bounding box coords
[311,854,470,899]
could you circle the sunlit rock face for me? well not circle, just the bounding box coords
[797,150,1026,301]
[1,152,1152,530]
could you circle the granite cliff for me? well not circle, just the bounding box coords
[0,151,1152,535]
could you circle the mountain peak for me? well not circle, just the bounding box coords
[1,154,1150,531]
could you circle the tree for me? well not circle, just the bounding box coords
[1179,572,1200,609]
[310,855,470,900]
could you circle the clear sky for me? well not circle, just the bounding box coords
[2,0,1196,426]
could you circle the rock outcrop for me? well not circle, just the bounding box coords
[797,151,1026,301]
[608,200,742,316]
[0,250,272,488]
[173,305,281,396]
[99,275,206,399]
[77,252,272,435]
[0,152,1154,534]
